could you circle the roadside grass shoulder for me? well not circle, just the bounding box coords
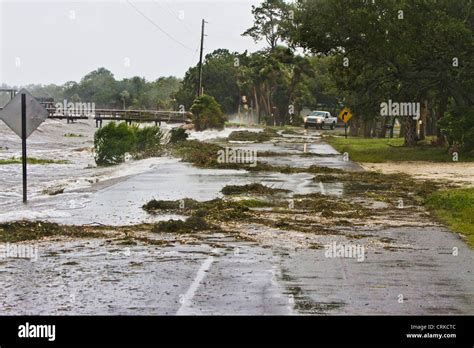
[325,136,474,163]
[425,188,474,248]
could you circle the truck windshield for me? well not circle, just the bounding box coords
[309,111,326,117]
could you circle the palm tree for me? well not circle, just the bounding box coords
[120,90,130,110]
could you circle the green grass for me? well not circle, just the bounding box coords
[325,136,474,163]
[0,157,69,165]
[425,188,474,248]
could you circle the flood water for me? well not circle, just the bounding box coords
[0,119,352,225]
[2,119,471,315]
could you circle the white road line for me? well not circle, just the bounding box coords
[176,251,217,315]
[339,257,348,282]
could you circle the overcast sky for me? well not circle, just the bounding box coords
[0,0,264,86]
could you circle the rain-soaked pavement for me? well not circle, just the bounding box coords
[0,119,473,315]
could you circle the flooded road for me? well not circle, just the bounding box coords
[1,223,472,315]
[0,235,291,315]
[1,120,473,315]
[0,120,348,225]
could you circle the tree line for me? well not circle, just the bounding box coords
[176,0,473,151]
[1,0,471,151]
[0,68,181,110]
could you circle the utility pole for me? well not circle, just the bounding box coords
[198,19,206,96]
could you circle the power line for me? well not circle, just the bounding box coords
[190,44,200,68]
[127,0,194,52]
[164,0,195,34]
[153,0,194,35]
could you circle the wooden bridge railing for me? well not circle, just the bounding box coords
[44,107,192,126]
[1,102,192,126]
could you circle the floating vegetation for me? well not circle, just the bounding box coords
[0,221,106,243]
[227,128,279,142]
[221,183,289,196]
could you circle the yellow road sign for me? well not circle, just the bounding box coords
[338,107,352,124]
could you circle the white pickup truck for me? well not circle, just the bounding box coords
[304,111,338,130]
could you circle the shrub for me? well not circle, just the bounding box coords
[94,122,163,165]
[438,105,474,153]
[94,122,137,166]
[169,128,189,143]
[190,94,226,131]
[134,125,163,152]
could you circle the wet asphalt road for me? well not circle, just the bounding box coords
[1,225,473,315]
[0,125,473,314]
[0,235,292,315]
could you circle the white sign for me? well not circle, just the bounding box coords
[0,89,49,138]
